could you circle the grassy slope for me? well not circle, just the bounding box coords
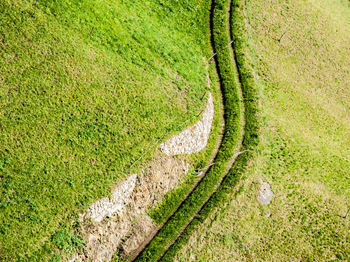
[175,0,350,261]
[0,0,211,259]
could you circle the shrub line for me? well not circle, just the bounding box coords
[133,0,260,260]
[159,0,260,259]
[132,0,249,260]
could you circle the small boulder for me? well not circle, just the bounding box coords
[257,182,273,205]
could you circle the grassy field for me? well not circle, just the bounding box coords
[0,0,212,260]
[175,0,350,260]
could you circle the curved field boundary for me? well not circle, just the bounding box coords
[126,81,225,260]
[132,0,259,260]
[159,0,260,259]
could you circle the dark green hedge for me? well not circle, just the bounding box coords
[160,0,261,260]
[133,0,243,260]
[134,0,260,260]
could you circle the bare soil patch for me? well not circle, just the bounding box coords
[72,156,189,261]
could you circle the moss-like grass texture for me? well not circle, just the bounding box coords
[0,0,211,260]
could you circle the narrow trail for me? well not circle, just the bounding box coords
[131,0,246,260]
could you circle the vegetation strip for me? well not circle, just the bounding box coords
[127,71,224,261]
[132,0,255,260]
[147,70,223,227]
[159,0,260,259]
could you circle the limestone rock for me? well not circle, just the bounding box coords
[87,174,137,222]
[159,92,214,156]
[258,182,273,205]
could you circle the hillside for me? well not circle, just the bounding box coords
[0,0,212,260]
[1,0,350,261]
[175,0,350,260]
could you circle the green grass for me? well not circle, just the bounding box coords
[175,0,350,261]
[0,0,213,260]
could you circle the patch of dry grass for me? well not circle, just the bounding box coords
[175,0,350,260]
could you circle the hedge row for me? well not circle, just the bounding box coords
[160,0,260,260]
[133,0,243,260]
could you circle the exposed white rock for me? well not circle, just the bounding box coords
[76,156,189,261]
[74,72,216,261]
[258,182,273,205]
[159,92,214,156]
[87,174,137,222]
